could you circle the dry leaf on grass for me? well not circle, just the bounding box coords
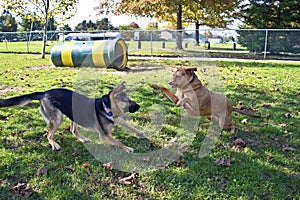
[215,158,231,166]
[65,165,75,171]
[72,150,81,157]
[233,138,247,149]
[36,167,47,176]
[241,119,248,124]
[103,162,113,170]
[82,162,89,168]
[117,173,137,185]
[12,183,33,198]
[282,146,296,152]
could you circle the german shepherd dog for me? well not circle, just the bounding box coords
[151,68,263,133]
[0,82,143,153]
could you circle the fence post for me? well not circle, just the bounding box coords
[263,29,268,59]
[150,30,153,57]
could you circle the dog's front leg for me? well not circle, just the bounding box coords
[177,97,193,111]
[151,84,179,104]
[70,122,90,142]
[115,117,146,138]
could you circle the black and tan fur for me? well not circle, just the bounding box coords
[0,82,143,153]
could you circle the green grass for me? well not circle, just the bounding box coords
[0,54,299,199]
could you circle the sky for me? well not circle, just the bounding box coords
[67,0,155,30]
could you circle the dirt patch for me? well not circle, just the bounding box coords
[25,65,56,70]
[0,85,23,97]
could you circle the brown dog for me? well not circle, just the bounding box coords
[151,67,262,133]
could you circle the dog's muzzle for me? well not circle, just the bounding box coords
[129,100,140,113]
[168,81,175,88]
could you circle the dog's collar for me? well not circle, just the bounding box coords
[101,101,114,122]
[181,74,202,91]
[102,101,112,117]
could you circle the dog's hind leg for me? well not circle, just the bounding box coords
[70,122,90,142]
[40,100,62,151]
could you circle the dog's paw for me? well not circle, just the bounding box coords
[78,136,90,143]
[150,84,163,90]
[126,147,134,153]
[52,143,61,151]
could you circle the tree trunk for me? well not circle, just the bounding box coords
[176,4,183,50]
[195,21,200,46]
[41,0,50,59]
[41,24,47,59]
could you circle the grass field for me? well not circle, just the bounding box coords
[0,53,299,199]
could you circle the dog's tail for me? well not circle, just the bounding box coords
[0,92,44,107]
[232,107,264,118]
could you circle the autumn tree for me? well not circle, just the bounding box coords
[95,0,187,49]
[184,0,245,45]
[2,0,78,58]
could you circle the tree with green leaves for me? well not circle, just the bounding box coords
[96,0,245,49]
[74,18,114,31]
[20,16,56,31]
[95,0,187,49]
[184,0,245,45]
[243,0,300,29]
[2,0,78,58]
[0,10,18,32]
[238,0,300,54]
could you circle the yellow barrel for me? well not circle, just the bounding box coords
[50,39,128,70]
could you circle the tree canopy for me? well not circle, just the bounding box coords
[95,0,245,48]
[74,18,114,31]
[1,0,78,58]
[243,0,300,28]
[0,10,18,32]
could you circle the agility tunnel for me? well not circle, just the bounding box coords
[50,39,128,70]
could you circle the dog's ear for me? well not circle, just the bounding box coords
[185,68,197,72]
[114,81,126,93]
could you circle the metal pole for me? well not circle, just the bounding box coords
[150,30,153,57]
[263,30,268,59]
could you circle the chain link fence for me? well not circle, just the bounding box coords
[0,29,299,60]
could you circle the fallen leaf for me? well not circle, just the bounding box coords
[266,156,274,161]
[36,167,48,176]
[12,183,26,191]
[241,119,248,124]
[279,123,288,127]
[215,158,231,166]
[283,133,293,137]
[72,150,81,157]
[117,173,137,185]
[265,114,271,119]
[233,138,247,149]
[284,113,291,118]
[149,142,155,150]
[12,183,33,198]
[103,162,113,170]
[82,162,89,168]
[65,165,75,171]
[282,146,296,152]
[262,104,272,108]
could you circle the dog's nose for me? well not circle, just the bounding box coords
[129,101,140,113]
[168,81,173,85]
